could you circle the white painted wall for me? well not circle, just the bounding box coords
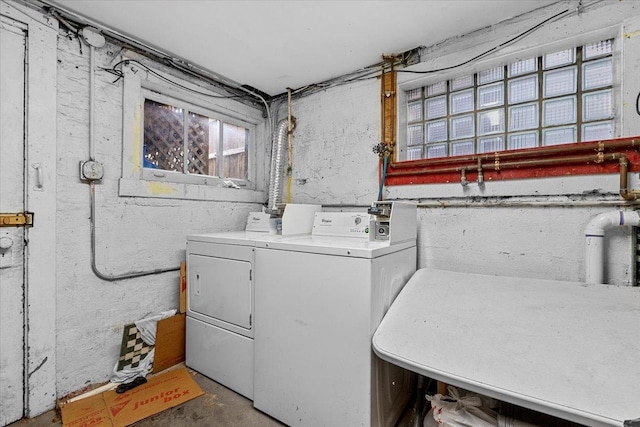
[53,34,266,397]
[289,0,640,286]
[6,0,640,413]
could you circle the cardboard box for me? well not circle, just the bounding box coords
[61,368,203,427]
[153,313,186,373]
[179,261,186,314]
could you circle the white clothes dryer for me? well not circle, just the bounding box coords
[185,205,321,399]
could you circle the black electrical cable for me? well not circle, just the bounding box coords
[285,7,571,99]
[397,7,570,75]
[636,91,640,116]
[105,59,250,100]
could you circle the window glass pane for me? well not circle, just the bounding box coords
[408,101,422,122]
[478,67,504,84]
[406,146,423,160]
[508,132,538,150]
[450,115,474,139]
[450,89,474,114]
[582,121,613,141]
[207,120,220,176]
[477,83,504,109]
[509,103,538,131]
[408,125,423,146]
[426,120,447,142]
[187,112,215,175]
[221,122,248,179]
[451,140,475,156]
[508,75,538,104]
[407,87,422,101]
[403,38,615,163]
[427,81,446,96]
[543,66,577,97]
[478,136,504,153]
[583,89,612,121]
[582,58,612,90]
[425,96,447,119]
[426,143,447,159]
[543,96,576,126]
[450,75,474,90]
[508,58,537,77]
[584,39,613,59]
[143,99,184,172]
[543,126,577,146]
[543,48,575,69]
[478,109,504,135]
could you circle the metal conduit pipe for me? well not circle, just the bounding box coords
[585,210,640,284]
[89,182,180,281]
[268,119,289,213]
[388,138,640,170]
[81,28,180,281]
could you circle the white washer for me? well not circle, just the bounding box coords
[253,205,417,427]
[186,205,321,399]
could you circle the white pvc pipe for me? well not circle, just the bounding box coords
[585,210,640,284]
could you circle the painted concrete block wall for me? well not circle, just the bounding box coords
[289,81,381,205]
[289,1,640,286]
[54,35,264,396]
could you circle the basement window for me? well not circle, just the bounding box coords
[142,95,248,182]
[402,39,614,161]
[119,57,266,203]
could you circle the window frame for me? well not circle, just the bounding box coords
[396,27,622,167]
[140,88,253,186]
[402,41,615,162]
[119,56,266,203]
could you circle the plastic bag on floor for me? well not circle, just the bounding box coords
[134,309,176,345]
[424,408,438,427]
[426,386,498,427]
[111,348,155,384]
[110,309,176,384]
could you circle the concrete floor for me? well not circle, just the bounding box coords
[9,369,285,427]
[8,369,585,427]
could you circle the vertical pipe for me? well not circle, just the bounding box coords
[585,210,640,284]
[89,45,96,161]
[286,88,293,203]
[585,236,604,284]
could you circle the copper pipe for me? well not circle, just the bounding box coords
[618,155,640,201]
[389,138,640,169]
[386,154,605,176]
[388,151,640,201]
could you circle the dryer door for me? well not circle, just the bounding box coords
[189,254,252,330]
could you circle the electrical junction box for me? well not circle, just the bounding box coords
[79,160,104,181]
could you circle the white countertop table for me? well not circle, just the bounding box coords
[372,268,640,427]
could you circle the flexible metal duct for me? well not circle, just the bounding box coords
[268,119,288,213]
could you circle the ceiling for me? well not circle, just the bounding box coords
[48,0,559,97]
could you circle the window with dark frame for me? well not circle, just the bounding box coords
[404,39,614,161]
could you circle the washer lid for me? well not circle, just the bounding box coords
[257,235,415,258]
[187,231,285,246]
